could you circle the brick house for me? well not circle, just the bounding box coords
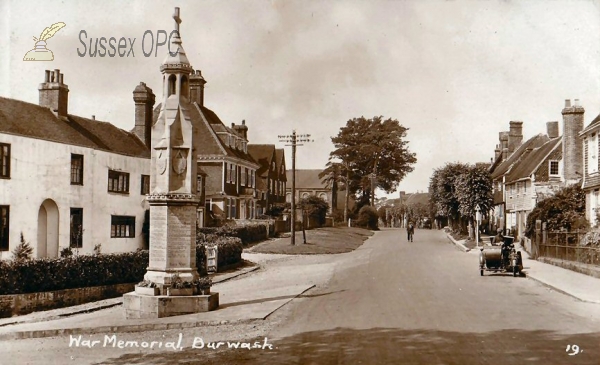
[0,70,151,259]
[247,144,287,216]
[286,169,346,213]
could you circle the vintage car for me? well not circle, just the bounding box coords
[479,236,523,277]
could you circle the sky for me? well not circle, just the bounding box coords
[1,0,600,199]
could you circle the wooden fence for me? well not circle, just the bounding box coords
[537,229,600,266]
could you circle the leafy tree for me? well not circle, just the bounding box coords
[455,165,493,232]
[429,162,470,230]
[298,195,330,226]
[330,116,417,205]
[319,160,348,219]
[525,184,588,237]
[12,232,33,261]
[356,206,379,230]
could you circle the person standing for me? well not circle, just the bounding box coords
[407,222,414,242]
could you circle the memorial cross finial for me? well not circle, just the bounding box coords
[173,7,181,33]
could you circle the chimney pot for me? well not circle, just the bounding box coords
[39,69,68,117]
[242,119,246,126]
[565,99,571,108]
[574,99,580,106]
[231,123,235,128]
[92,115,95,120]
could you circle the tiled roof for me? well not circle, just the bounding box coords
[153,102,258,166]
[0,97,149,158]
[386,192,430,206]
[491,134,550,180]
[404,192,430,206]
[505,137,561,184]
[247,144,275,178]
[285,169,327,189]
[198,106,256,164]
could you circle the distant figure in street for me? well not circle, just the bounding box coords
[407,222,414,242]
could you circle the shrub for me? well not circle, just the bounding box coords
[299,195,329,226]
[12,233,33,261]
[356,206,379,230]
[60,247,73,258]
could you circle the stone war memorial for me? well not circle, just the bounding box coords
[123,7,219,318]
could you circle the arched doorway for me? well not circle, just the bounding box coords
[37,199,59,258]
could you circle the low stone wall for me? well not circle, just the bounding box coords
[0,283,136,318]
[537,257,600,279]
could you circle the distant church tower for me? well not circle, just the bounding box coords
[145,7,200,285]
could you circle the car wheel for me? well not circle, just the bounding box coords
[480,269,484,276]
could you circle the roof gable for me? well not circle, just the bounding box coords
[581,113,600,136]
[248,144,276,177]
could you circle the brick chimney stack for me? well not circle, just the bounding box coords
[39,69,69,118]
[232,120,248,140]
[546,121,559,139]
[508,121,523,153]
[133,82,155,148]
[189,69,207,107]
[494,144,501,160]
[562,99,584,182]
[499,131,509,159]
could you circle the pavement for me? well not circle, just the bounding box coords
[0,252,339,341]
[447,232,600,304]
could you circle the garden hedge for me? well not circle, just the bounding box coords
[0,235,245,295]
[197,222,274,246]
[0,250,148,295]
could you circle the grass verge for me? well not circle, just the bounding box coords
[248,227,374,255]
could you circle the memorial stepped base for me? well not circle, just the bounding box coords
[123,292,219,319]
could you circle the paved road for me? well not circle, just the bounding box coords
[199,228,600,364]
[4,229,600,364]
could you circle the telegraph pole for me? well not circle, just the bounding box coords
[279,130,313,245]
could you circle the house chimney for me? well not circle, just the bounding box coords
[499,131,509,153]
[189,69,207,107]
[562,99,584,181]
[502,147,509,160]
[39,69,69,117]
[546,121,559,139]
[133,82,155,147]
[494,144,501,160]
[232,119,248,140]
[508,121,523,153]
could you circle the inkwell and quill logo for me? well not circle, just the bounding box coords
[23,22,66,61]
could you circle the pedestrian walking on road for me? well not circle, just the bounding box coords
[407,222,414,242]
